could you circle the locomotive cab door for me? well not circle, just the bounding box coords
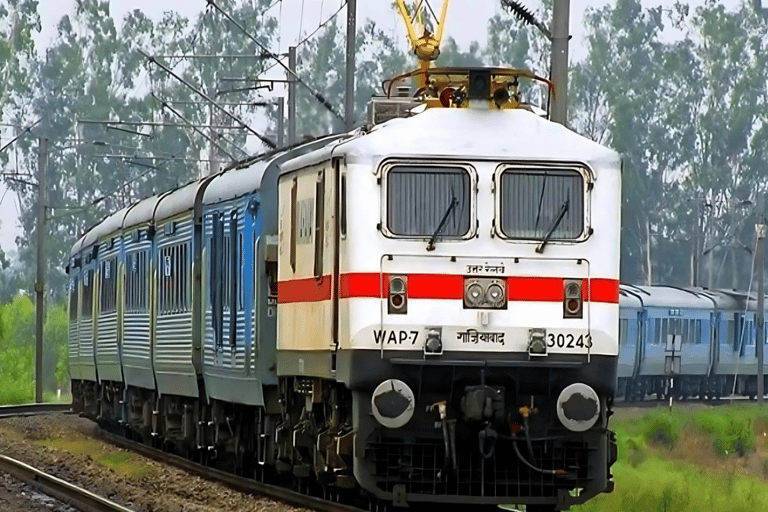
[276,160,339,378]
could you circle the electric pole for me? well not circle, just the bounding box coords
[288,46,297,146]
[756,194,765,403]
[550,0,570,125]
[35,137,48,403]
[345,0,357,131]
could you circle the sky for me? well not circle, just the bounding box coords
[0,0,744,254]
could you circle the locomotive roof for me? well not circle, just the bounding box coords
[342,108,620,166]
[203,158,272,205]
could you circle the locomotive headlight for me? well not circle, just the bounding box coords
[371,379,415,429]
[464,277,507,309]
[486,283,505,306]
[465,282,484,307]
[557,383,600,432]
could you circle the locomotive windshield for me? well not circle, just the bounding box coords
[498,167,584,240]
[386,165,472,238]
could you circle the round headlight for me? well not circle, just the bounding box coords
[371,379,415,429]
[486,283,504,305]
[557,383,600,432]
[466,282,484,306]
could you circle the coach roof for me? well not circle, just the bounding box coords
[203,158,272,205]
[123,194,163,229]
[82,206,131,248]
[154,179,205,222]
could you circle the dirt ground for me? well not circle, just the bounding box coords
[0,470,79,511]
[0,414,312,512]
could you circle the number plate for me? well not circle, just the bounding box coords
[547,331,592,350]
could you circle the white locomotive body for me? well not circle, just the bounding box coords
[274,106,620,508]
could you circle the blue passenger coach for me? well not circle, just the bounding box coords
[618,285,768,400]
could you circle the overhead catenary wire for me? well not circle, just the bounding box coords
[0,120,41,154]
[206,0,345,123]
[79,119,249,130]
[138,48,277,149]
[152,92,246,160]
[260,0,348,77]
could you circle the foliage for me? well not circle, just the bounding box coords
[694,408,755,456]
[295,17,410,137]
[0,295,69,404]
[0,294,34,404]
[2,0,280,301]
[571,0,768,286]
[572,456,768,512]
[571,405,768,512]
[641,409,681,447]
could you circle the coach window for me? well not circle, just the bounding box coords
[314,171,325,277]
[211,213,225,349]
[497,166,585,240]
[82,269,93,319]
[619,319,628,354]
[126,251,148,313]
[229,210,238,346]
[69,277,78,322]
[159,243,188,315]
[384,164,473,239]
[100,257,117,314]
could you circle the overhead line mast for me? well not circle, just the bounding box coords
[139,49,277,149]
[206,0,345,123]
[501,0,571,125]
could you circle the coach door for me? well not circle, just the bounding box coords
[277,161,338,377]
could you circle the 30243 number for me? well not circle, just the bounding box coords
[547,333,592,349]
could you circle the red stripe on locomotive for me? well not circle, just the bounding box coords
[279,273,620,305]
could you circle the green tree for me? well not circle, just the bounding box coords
[571,0,684,284]
[4,1,279,300]
[674,2,768,289]
[296,16,409,136]
[0,294,35,404]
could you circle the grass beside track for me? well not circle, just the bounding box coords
[570,404,768,512]
[40,437,159,481]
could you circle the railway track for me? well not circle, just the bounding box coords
[96,428,367,512]
[0,405,363,511]
[613,394,762,408]
[0,403,72,418]
[0,454,133,512]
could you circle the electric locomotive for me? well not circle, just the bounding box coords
[67,67,620,511]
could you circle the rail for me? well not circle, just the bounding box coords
[0,454,134,512]
[0,402,72,418]
[97,429,366,512]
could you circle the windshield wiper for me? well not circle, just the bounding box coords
[427,196,458,252]
[535,197,569,254]
[533,174,548,233]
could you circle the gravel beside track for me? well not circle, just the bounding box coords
[0,470,78,511]
[0,414,311,512]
